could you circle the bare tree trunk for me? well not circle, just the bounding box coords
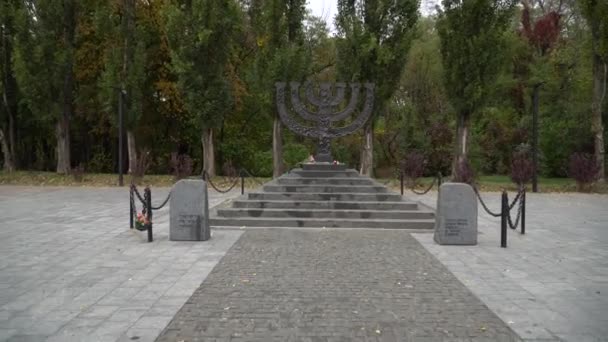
[272,115,283,178]
[359,121,373,177]
[55,119,70,174]
[0,128,14,172]
[202,128,215,177]
[2,88,16,171]
[451,113,470,178]
[57,0,75,174]
[592,56,606,182]
[127,130,137,174]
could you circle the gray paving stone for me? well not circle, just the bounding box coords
[412,191,608,342]
[156,229,520,341]
[0,186,243,342]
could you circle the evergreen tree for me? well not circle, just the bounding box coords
[0,0,19,172]
[98,0,147,174]
[580,0,608,181]
[165,0,241,177]
[437,0,516,178]
[336,0,419,176]
[13,0,78,173]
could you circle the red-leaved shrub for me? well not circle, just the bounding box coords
[453,158,475,185]
[400,151,426,185]
[568,152,600,192]
[170,153,193,181]
[511,151,534,186]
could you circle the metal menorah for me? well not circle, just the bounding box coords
[275,81,375,163]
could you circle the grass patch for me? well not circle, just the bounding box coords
[381,175,607,193]
[0,170,605,193]
[0,170,270,189]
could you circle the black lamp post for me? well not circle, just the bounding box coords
[118,88,126,186]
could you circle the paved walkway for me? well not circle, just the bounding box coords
[410,190,608,342]
[0,186,242,342]
[1,186,607,342]
[157,229,520,341]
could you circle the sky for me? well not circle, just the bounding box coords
[307,0,439,31]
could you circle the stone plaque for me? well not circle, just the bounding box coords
[434,182,477,245]
[170,179,210,241]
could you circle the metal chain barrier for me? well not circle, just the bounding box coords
[129,184,154,242]
[131,184,146,204]
[203,170,240,193]
[409,177,437,195]
[472,185,502,217]
[507,188,525,230]
[508,190,522,210]
[151,193,171,210]
[239,168,266,187]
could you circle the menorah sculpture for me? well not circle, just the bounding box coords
[275,81,375,163]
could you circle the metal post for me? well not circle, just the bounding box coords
[146,187,153,242]
[532,85,540,193]
[521,188,526,235]
[129,186,133,229]
[400,172,404,195]
[118,90,124,186]
[501,190,508,248]
[241,175,245,195]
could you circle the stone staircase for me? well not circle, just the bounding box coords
[210,164,434,230]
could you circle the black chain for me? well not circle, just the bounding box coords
[204,171,240,193]
[507,191,524,230]
[130,189,137,217]
[239,168,266,187]
[410,177,437,195]
[131,184,146,205]
[151,193,171,210]
[508,189,523,210]
[472,185,502,217]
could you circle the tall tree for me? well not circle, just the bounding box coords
[336,0,419,176]
[165,0,241,177]
[13,0,78,173]
[98,0,146,174]
[518,0,562,191]
[437,0,516,178]
[0,0,19,172]
[580,0,608,181]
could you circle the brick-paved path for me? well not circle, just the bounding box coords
[157,229,520,341]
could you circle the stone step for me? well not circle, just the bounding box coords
[210,217,434,229]
[216,208,434,220]
[263,185,388,193]
[276,177,375,186]
[289,169,359,178]
[232,200,419,210]
[301,163,347,171]
[248,192,403,202]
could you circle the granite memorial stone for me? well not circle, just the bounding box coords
[170,179,210,241]
[434,182,477,245]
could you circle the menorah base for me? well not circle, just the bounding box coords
[314,153,333,163]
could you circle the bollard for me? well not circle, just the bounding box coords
[400,172,404,195]
[146,187,153,242]
[241,176,245,195]
[521,188,526,235]
[129,187,134,229]
[500,190,508,248]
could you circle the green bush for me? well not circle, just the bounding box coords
[250,150,272,177]
[87,150,113,173]
[283,143,309,169]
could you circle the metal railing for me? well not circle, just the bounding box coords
[473,185,527,248]
[129,184,171,242]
